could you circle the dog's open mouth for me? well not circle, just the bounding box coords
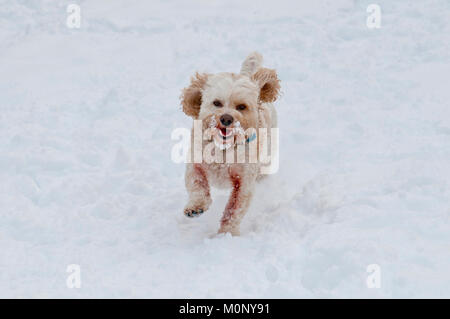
[207,117,245,150]
[218,127,234,139]
[214,127,238,149]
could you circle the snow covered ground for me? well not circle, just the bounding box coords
[1,0,449,298]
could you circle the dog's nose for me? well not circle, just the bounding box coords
[220,114,234,126]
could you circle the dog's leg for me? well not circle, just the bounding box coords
[218,169,256,235]
[184,163,212,218]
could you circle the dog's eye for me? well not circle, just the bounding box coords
[236,104,246,111]
[213,100,223,107]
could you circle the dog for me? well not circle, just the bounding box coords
[180,52,280,235]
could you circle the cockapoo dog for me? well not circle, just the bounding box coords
[180,52,280,235]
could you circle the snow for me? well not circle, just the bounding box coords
[1,0,449,298]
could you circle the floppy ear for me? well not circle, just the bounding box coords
[251,68,280,103]
[180,73,208,118]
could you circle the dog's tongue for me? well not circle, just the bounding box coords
[220,128,232,136]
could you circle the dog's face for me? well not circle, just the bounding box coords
[199,73,259,136]
[181,69,280,145]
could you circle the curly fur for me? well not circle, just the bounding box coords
[180,52,280,235]
[181,72,209,118]
[252,68,281,103]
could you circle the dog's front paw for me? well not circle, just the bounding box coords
[183,197,211,218]
[184,208,204,218]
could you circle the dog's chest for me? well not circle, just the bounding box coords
[205,163,233,188]
[204,162,259,189]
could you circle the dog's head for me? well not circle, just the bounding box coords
[180,53,280,146]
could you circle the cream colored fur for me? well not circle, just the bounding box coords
[180,52,280,235]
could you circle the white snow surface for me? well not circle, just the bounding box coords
[1,0,449,298]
